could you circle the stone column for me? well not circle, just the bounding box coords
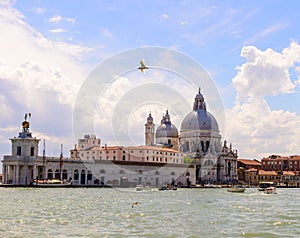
[33,164,37,181]
[3,165,6,184]
[16,165,20,185]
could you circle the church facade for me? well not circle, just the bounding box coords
[2,88,237,186]
[145,88,238,184]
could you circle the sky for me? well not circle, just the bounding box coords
[1,0,300,161]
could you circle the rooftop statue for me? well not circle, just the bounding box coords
[22,113,31,132]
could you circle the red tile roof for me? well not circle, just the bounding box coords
[258,170,277,176]
[283,171,296,176]
[238,159,261,166]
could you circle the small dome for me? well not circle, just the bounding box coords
[156,110,178,138]
[156,123,178,138]
[181,110,218,131]
[147,113,153,122]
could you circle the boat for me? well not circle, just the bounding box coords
[264,186,277,194]
[204,183,222,188]
[32,179,72,187]
[258,181,275,191]
[227,185,246,193]
[158,184,177,191]
[135,184,158,191]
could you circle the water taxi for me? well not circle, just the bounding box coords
[258,181,275,191]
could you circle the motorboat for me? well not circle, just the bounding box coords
[158,184,177,191]
[32,179,72,187]
[204,183,222,188]
[227,185,246,193]
[258,181,275,191]
[135,184,157,191]
[264,186,277,194]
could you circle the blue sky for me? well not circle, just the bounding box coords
[1,0,300,160]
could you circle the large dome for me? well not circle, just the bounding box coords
[181,110,219,131]
[180,88,219,132]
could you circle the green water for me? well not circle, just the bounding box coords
[0,187,299,237]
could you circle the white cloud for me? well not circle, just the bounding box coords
[233,43,300,102]
[49,15,75,24]
[49,15,63,23]
[161,13,169,19]
[226,43,300,159]
[0,2,92,156]
[49,28,65,33]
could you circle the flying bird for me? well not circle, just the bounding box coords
[138,59,149,73]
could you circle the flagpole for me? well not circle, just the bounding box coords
[60,144,63,181]
[43,139,46,179]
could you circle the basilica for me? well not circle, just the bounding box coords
[2,88,238,186]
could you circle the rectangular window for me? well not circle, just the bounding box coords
[17,146,21,156]
[30,147,34,156]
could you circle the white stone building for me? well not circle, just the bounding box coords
[2,88,237,186]
[2,120,195,187]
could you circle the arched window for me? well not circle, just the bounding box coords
[204,160,214,166]
[201,141,204,152]
[81,170,86,185]
[138,170,143,175]
[47,169,53,179]
[54,169,60,179]
[171,171,175,176]
[155,171,160,175]
[100,169,105,174]
[87,170,92,180]
[74,170,79,180]
[62,169,68,180]
[205,141,210,152]
[120,170,125,174]
[122,155,126,161]
[186,172,190,176]
[185,141,189,151]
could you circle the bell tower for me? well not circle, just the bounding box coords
[145,113,155,146]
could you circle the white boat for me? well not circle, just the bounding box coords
[32,179,72,187]
[204,183,222,188]
[264,186,277,194]
[227,185,246,193]
[258,182,275,191]
[135,185,157,191]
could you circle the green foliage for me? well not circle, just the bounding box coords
[184,156,194,164]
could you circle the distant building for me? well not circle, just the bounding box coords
[237,159,261,182]
[237,155,300,186]
[2,118,195,186]
[2,88,238,186]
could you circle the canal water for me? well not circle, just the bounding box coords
[0,187,299,237]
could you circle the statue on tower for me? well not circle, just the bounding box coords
[22,113,31,132]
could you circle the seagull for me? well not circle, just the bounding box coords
[132,202,140,208]
[138,59,149,73]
